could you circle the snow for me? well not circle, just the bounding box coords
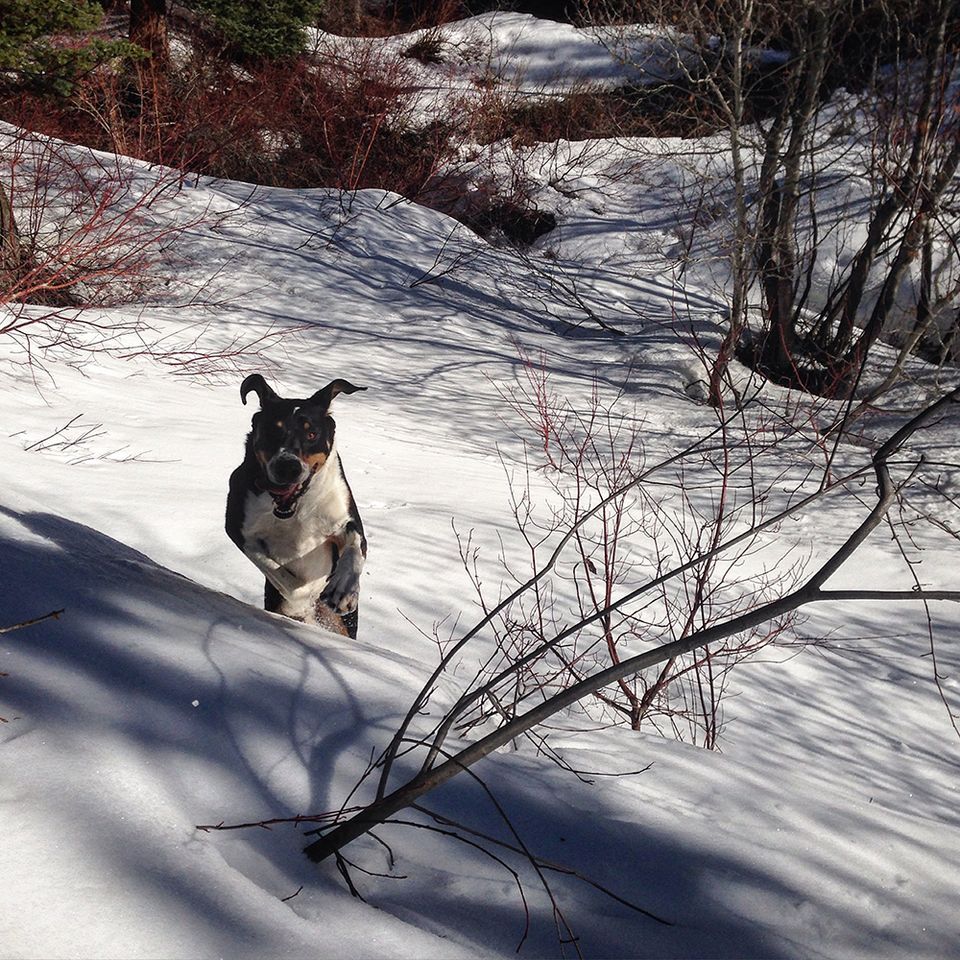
[313,13,674,93]
[2,15,960,960]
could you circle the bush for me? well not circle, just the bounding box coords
[0,0,143,95]
[192,0,326,61]
[1,29,561,246]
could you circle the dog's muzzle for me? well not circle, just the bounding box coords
[263,452,310,519]
[268,451,304,485]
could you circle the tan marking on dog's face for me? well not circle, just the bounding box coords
[304,451,328,471]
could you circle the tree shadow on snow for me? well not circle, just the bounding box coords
[0,505,404,951]
[0,504,865,959]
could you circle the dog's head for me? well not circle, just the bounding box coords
[240,373,366,519]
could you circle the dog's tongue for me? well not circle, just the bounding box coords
[267,482,300,504]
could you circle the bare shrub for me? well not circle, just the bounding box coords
[457,353,803,748]
[299,382,960,866]
[7,41,467,201]
[0,126,186,305]
[471,80,727,147]
[401,26,448,64]
[2,25,566,247]
[286,45,460,196]
[0,125,273,378]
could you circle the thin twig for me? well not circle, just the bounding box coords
[0,609,65,634]
[375,409,792,799]
[412,803,672,926]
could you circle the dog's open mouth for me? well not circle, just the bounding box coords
[264,480,307,519]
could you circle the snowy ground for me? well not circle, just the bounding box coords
[311,13,682,99]
[2,15,960,960]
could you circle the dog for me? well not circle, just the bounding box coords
[225,374,367,638]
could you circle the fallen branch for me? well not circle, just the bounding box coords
[0,609,64,634]
[304,386,960,865]
[196,806,365,833]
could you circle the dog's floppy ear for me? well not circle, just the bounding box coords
[240,374,280,407]
[308,379,367,409]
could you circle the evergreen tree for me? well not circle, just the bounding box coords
[190,0,326,61]
[0,0,141,299]
[0,0,141,95]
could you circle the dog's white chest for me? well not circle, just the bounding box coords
[241,465,350,567]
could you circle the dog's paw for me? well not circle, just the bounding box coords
[321,586,359,614]
[320,546,364,615]
[320,572,360,614]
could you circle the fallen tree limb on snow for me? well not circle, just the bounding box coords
[305,385,960,865]
[0,609,64,634]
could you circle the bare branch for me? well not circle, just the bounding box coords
[0,609,64,634]
[304,386,960,865]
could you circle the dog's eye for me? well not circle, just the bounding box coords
[305,431,317,441]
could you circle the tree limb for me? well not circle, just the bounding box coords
[305,386,960,865]
[0,609,64,634]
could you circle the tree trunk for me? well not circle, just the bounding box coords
[858,221,940,403]
[757,181,798,376]
[707,2,752,407]
[843,130,960,377]
[757,7,830,384]
[0,180,24,295]
[823,0,948,355]
[130,0,168,65]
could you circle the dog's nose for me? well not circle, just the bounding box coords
[269,452,303,485]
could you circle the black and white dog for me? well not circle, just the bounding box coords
[225,374,367,638]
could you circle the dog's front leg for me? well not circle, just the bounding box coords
[320,526,365,615]
[242,546,303,601]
